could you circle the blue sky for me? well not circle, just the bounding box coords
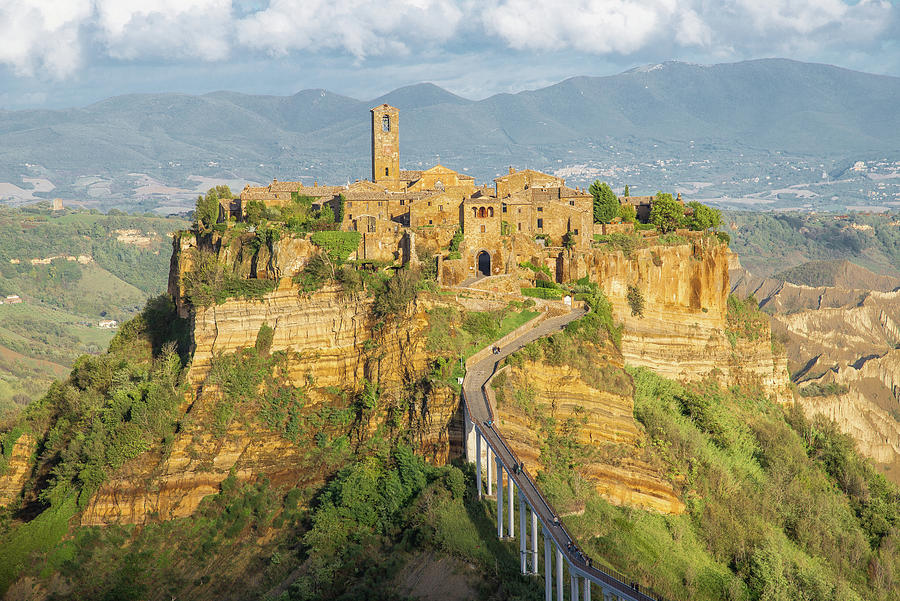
[1,0,898,110]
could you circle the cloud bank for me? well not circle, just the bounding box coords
[0,0,896,79]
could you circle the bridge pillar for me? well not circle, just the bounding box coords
[543,529,552,601]
[583,576,591,601]
[486,447,492,496]
[519,496,527,573]
[496,458,503,538]
[555,545,564,601]
[570,570,579,601]
[531,508,539,574]
[475,430,482,499]
[507,477,515,538]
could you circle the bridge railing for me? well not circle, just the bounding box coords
[467,325,676,601]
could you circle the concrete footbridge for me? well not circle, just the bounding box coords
[462,307,667,601]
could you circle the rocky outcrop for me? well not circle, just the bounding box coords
[0,432,34,507]
[493,360,684,515]
[583,241,790,401]
[82,283,464,525]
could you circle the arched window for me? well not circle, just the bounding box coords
[435,180,444,191]
[382,115,390,132]
[488,207,494,217]
[472,207,478,218]
[478,207,486,218]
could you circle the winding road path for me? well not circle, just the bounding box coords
[462,307,663,601]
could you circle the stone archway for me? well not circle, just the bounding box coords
[477,251,491,277]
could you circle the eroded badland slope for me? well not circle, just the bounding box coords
[733,259,900,482]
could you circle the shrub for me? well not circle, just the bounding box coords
[373,268,421,318]
[521,287,564,300]
[448,228,463,252]
[520,261,552,277]
[798,382,849,397]
[255,323,274,356]
[594,233,640,256]
[310,230,361,266]
[627,284,645,317]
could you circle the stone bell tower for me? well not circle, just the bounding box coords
[371,104,400,186]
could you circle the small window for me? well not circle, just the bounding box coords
[570,200,575,206]
[428,201,432,207]
[439,205,443,211]
[574,229,579,235]
[488,207,494,217]
[378,201,383,206]
[348,214,352,220]
[400,199,405,206]
[347,201,352,207]
[538,206,543,212]
[429,219,433,225]
[382,114,390,132]
[502,204,507,213]
[518,208,522,214]
[480,225,486,233]
[537,218,543,229]
[518,222,522,231]
[385,167,389,176]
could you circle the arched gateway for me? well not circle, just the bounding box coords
[477,251,491,277]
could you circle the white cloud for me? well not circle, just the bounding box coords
[0,0,92,77]
[94,0,233,61]
[480,0,893,57]
[0,0,895,80]
[235,0,465,59]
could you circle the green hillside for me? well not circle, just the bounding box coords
[0,206,187,416]
[727,211,900,278]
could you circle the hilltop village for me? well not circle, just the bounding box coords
[215,104,691,286]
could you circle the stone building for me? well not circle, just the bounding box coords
[233,103,682,284]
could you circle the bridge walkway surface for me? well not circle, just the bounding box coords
[462,306,669,601]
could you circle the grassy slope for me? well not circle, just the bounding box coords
[545,367,900,601]
[0,207,186,415]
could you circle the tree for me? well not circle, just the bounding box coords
[334,194,346,223]
[195,192,219,232]
[617,203,637,223]
[685,201,722,231]
[245,200,266,226]
[649,192,683,233]
[590,180,619,224]
[624,184,630,197]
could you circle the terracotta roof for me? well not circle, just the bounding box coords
[400,170,423,181]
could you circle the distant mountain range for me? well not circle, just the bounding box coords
[1,58,898,209]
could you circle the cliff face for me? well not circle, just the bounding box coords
[0,433,34,507]
[586,241,790,401]
[492,357,684,515]
[82,280,463,526]
[731,260,900,483]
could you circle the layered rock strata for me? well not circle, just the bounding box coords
[492,360,684,515]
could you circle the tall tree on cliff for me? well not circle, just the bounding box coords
[590,180,618,224]
[195,187,224,231]
[650,192,683,233]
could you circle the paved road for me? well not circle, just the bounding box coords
[462,307,660,601]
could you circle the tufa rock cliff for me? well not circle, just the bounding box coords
[491,358,684,515]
